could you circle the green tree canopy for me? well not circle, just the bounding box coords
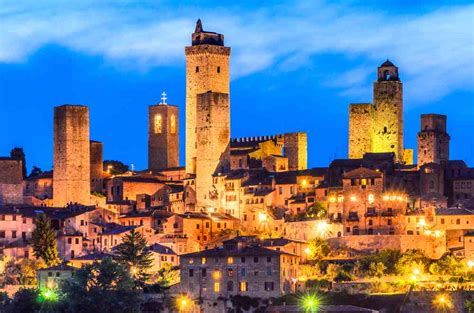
[59,258,139,313]
[114,229,154,286]
[31,214,61,267]
[306,238,331,261]
[103,160,129,175]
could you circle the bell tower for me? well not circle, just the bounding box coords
[185,19,231,174]
[372,60,404,162]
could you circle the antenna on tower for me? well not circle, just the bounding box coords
[160,91,167,105]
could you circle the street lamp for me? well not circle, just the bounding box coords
[177,294,192,312]
[433,294,453,311]
[300,293,320,312]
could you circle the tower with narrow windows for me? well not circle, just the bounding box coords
[185,19,230,174]
[148,93,179,172]
[417,114,450,167]
[372,60,404,162]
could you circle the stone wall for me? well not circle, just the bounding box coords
[185,44,230,174]
[90,140,103,192]
[417,114,450,167]
[148,104,179,171]
[328,234,446,259]
[348,103,373,159]
[283,132,307,171]
[0,159,22,184]
[53,105,91,206]
[195,91,230,210]
[372,80,404,162]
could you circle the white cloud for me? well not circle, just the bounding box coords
[0,0,472,104]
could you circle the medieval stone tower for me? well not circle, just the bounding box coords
[417,114,450,167]
[148,95,179,172]
[53,105,90,206]
[348,60,408,163]
[372,60,404,162]
[185,19,230,174]
[195,91,230,210]
[283,132,308,171]
[90,140,103,193]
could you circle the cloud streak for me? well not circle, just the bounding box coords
[1,0,472,103]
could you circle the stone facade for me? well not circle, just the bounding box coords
[185,21,230,174]
[348,103,373,159]
[148,103,179,171]
[195,91,230,210]
[90,140,103,193]
[348,61,405,163]
[417,114,450,167]
[53,105,91,206]
[283,132,307,171]
[0,158,23,204]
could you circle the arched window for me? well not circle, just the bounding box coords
[353,226,360,235]
[384,70,390,80]
[170,114,176,134]
[154,114,162,134]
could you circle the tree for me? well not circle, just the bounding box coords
[306,238,330,261]
[149,263,179,288]
[6,288,40,313]
[31,214,61,267]
[395,249,429,276]
[369,262,386,278]
[114,229,154,286]
[59,258,139,313]
[306,202,327,218]
[10,147,26,178]
[29,166,43,177]
[103,160,129,175]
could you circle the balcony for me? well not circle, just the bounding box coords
[365,210,378,217]
[381,209,395,217]
[347,213,359,222]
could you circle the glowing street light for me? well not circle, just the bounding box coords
[433,294,453,311]
[300,293,320,312]
[304,247,312,255]
[38,288,58,302]
[258,212,268,222]
[467,260,474,269]
[177,294,192,312]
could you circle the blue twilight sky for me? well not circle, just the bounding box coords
[1,0,473,173]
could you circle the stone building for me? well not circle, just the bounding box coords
[0,157,23,204]
[348,61,410,164]
[195,91,230,210]
[53,105,91,207]
[185,19,230,174]
[148,96,179,172]
[179,236,299,308]
[90,140,104,193]
[417,114,450,167]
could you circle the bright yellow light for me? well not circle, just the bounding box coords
[418,218,426,228]
[413,268,420,276]
[177,294,192,311]
[298,275,308,282]
[304,247,311,255]
[467,260,474,268]
[227,257,233,264]
[212,271,221,280]
[316,220,328,234]
[258,212,268,222]
[301,179,308,188]
[329,196,336,203]
[337,195,344,202]
[433,294,453,310]
[350,195,357,202]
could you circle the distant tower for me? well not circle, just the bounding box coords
[417,114,450,167]
[195,91,230,210]
[185,19,231,174]
[348,103,373,159]
[372,60,404,162]
[53,105,90,206]
[283,132,308,171]
[90,140,103,193]
[148,92,179,172]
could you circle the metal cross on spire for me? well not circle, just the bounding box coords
[160,91,167,104]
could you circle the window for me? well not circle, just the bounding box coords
[456,219,461,225]
[217,66,221,73]
[201,257,207,264]
[227,269,234,277]
[267,256,272,263]
[264,282,275,291]
[202,269,207,277]
[75,238,79,244]
[196,224,200,229]
[227,257,233,264]
[214,282,220,292]
[254,257,259,263]
[239,281,248,292]
[12,231,16,239]
[227,281,233,291]
[154,114,162,133]
[266,267,272,276]
[429,180,434,189]
[368,219,373,226]
[189,269,194,277]
[12,215,16,221]
[241,257,246,263]
[48,272,53,277]
[241,268,246,277]
[56,272,61,277]
[195,66,199,73]
[388,219,392,225]
[170,114,176,134]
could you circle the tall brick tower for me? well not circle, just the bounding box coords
[195,91,230,210]
[148,93,179,172]
[348,103,373,159]
[417,114,450,167]
[90,140,103,193]
[372,60,404,162]
[283,132,308,171]
[53,105,90,206]
[185,19,230,174]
